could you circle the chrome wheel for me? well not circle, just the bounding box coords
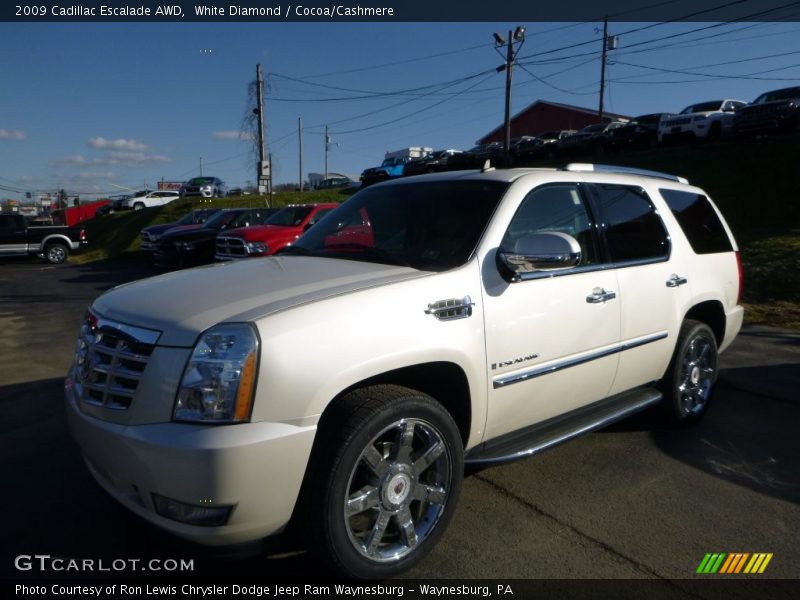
[677,334,716,416]
[308,385,462,578]
[658,319,718,425]
[344,417,452,563]
[46,244,67,264]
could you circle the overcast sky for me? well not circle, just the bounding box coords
[1,13,799,197]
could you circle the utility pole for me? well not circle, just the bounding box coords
[298,117,304,192]
[255,64,271,199]
[503,30,514,168]
[268,152,273,196]
[324,125,329,180]
[599,17,608,123]
[199,157,203,176]
[493,26,525,168]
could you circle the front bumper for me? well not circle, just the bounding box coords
[65,372,316,546]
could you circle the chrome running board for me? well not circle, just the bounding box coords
[465,387,662,466]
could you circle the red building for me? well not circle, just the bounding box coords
[477,100,630,144]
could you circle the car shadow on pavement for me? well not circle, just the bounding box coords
[61,258,161,289]
[648,364,800,506]
[737,327,800,347]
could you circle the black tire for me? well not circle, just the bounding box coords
[708,121,722,141]
[44,242,69,264]
[658,319,718,425]
[133,202,145,211]
[306,385,463,579]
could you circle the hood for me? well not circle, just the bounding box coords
[161,226,218,242]
[738,98,799,113]
[92,256,427,346]
[143,222,185,236]
[161,223,204,236]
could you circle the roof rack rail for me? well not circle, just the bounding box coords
[563,163,689,184]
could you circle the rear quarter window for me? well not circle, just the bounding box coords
[591,184,669,263]
[659,189,733,254]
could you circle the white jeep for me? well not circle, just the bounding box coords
[66,164,743,579]
[659,99,746,143]
[124,190,180,211]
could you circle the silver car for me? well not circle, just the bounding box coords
[180,176,227,198]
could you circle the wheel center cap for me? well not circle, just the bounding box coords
[384,473,412,506]
[690,365,700,385]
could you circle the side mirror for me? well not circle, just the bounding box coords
[498,231,581,278]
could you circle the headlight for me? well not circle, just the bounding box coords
[174,323,259,423]
[246,241,268,254]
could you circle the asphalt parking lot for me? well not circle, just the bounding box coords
[1,257,798,592]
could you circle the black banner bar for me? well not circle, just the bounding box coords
[4,0,800,22]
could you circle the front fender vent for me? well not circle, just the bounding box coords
[425,295,474,321]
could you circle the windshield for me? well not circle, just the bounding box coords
[176,212,196,225]
[283,180,508,271]
[580,124,605,133]
[188,177,213,185]
[753,88,800,103]
[266,206,315,227]
[204,210,241,230]
[680,101,722,114]
[230,209,272,228]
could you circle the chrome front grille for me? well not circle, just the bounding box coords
[73,313,160,410]
[216,236,248,258]
[664,116,691,127]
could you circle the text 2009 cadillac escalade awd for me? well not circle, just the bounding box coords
[66,164,743,579]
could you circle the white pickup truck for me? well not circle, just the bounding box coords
[66,163,743,579]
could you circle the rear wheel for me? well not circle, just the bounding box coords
[306,385,463,579]
[658,320,718,425]
[133,202,145,211]
[44,242,68,264]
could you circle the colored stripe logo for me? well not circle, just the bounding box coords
[696,553,773,574]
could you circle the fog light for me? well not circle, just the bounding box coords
[152,494,233,526]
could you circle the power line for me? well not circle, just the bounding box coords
[297,41,494,79]
[331,72,498,135]
[266,69,496,102]
[611,59,800,82]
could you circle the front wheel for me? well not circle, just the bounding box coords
[307,385,463,579]
[133,202,145,211]
[658,319,718,425]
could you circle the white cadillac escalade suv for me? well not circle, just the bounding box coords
[66,164,743,579]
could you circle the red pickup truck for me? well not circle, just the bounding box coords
[215,203,338,260]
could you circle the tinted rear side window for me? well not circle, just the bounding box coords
[591,185,669,262]
[659,189,733,254]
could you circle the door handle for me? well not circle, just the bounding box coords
[586,288,617,304]
[666,274,688,288]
